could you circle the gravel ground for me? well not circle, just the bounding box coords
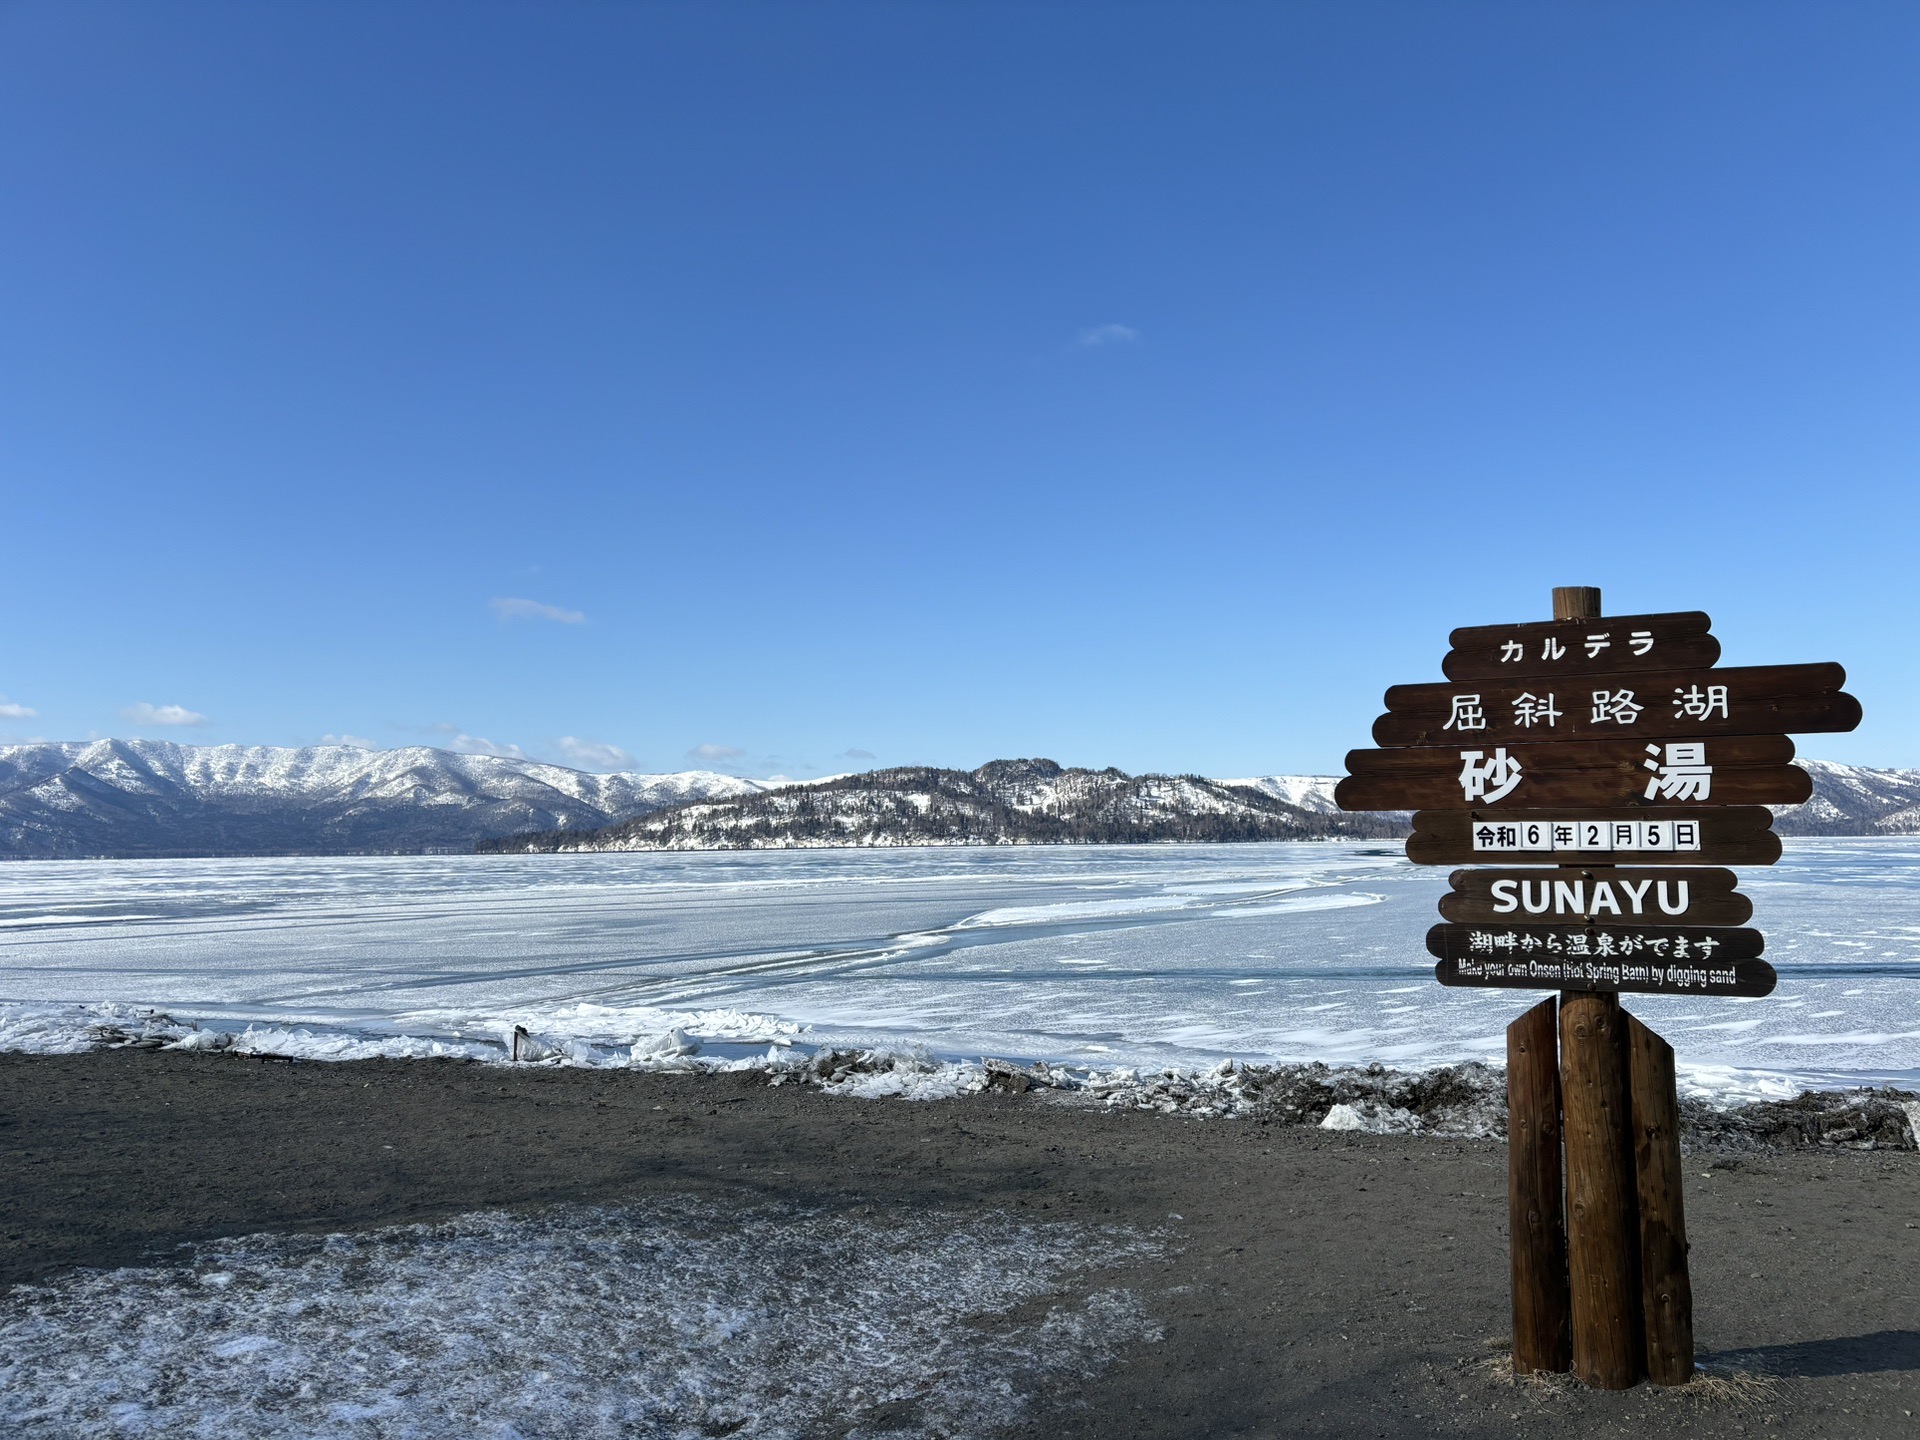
[2,1050,1917,1437]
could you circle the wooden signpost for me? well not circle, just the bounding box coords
[1338,586,1859,1390]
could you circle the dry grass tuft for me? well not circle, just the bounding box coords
[1464,1342,1778,1405]
[1466,1348,1580,1396]
[1665,1366,1781,1406]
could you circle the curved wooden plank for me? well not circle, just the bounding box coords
[1338,736,1806,811]
[1374,666,1855,747]
[1408,831,1783,867]
[1445,611,1713,681]
[1428,922,1763,963]
[1440,868,1750,927]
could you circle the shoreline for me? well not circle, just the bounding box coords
[8,1008,1918,1150]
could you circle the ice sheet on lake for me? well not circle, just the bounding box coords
[1,839,1917,1101]
[0,1198,1163,1439]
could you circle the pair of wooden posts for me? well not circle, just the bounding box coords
[1506,587,1691,1389]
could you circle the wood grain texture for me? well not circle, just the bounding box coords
[1507,997,1571,1374]
[1552,587,1604,621]
[1627,1013,1695,1387]
[1559,991,1643,1389]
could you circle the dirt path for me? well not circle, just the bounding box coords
[3,1051,1916,1436]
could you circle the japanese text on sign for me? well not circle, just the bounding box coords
[1457,748,1524,802]
[1464,927,1722,960]
[1497,630,1657,665]
[1436,684,1731,732]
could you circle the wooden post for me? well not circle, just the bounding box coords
[1552,585,1602,623]
[1560,991,1643,1387]
[1628,1014,1695,1385]
[1550,583,1642,1389]
[1507,997,1570,1372]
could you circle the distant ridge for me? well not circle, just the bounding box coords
[0,742,1908,858]
[481,759,1403,853]
[483,757,1920,854]
[0,739,764,858]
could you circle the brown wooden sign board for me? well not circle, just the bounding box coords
[1338,734,1808,811]
[1441,868,1750,927]
[1406,806,1781,867]
[1444,611,1716,682]
[1374,663,1858,748]
[1435,952,1776,999]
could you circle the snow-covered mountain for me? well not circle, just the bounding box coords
[0,740,767,858]
[486,760,1404,853]
[0,742,1906,859]
[1215,774,1342,815]
[1778,760,1920,835]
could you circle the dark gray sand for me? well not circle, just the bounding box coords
[3,1050,1916,1437]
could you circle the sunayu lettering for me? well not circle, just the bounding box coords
[1480,877,1693,918]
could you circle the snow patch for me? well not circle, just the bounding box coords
[1320,1101,1423,1134]
[0,1198,1165,1439]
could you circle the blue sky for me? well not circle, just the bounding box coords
[2,3,1915,778]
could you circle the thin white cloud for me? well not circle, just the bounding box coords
[1072,323,1140,349]
[491,597,585,625]
[407,721,526,759]
[841,748,875,760]
[0,696,37,720]
[688,743,746,762]
[558,736,632,770]
[319,733,378,749]
[445,732,527,759]
[124,702,208,727]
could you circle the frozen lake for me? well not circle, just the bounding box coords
[3,839,1918,1099]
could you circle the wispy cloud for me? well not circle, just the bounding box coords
[124,702,208,727]
[1071,323,1140,349]
[447,732,527,759]
[0,696,37,720]
[688,743,746,763]
[410,723,527,758]
[558,736,632,770]
[319,733,378,749]
[841,748,875,760]
[490,597,586,625]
